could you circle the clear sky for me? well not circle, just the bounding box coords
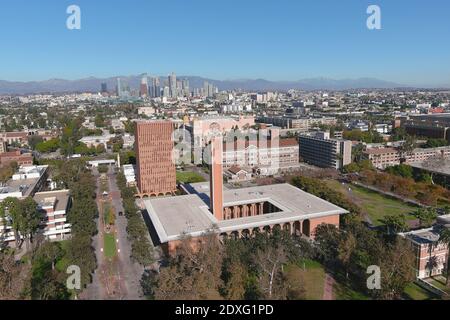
[0,0,449,86]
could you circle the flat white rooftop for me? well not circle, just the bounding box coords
[144,183,347,243]
[400,227,441,245]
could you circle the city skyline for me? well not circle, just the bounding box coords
[1,0,450,86]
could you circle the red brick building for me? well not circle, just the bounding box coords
[135,121,177,197]
[0,150,33,168]
[0,132,29,145]
[144,136,346,255]
[400,226,449,279]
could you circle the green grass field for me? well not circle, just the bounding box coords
[334,281,369,300]
[285,259,370,300]
[429,277,450,294]
[103,202,115,226]
[99,180,109,193]
[176,171,206,184]
[285,259,326,300]
[103,233,117,258]
[404,283,436,300]
[55,240,70,272]
[325,180,418,226]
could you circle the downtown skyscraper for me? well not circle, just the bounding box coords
[203,81,218,97]
[182,78,190,97]
[168,72,177,98]
[149,77,160,98]
[116,78,130,97]
[140,75,149,97]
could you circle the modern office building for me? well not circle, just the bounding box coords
[116,78,122,97]
[101,82,108,93]
[203,81,217,97]
[135,121,177,197]
[140,76,149,97]
[149,77,161,98]
[182,79,190,97]
[168,72,177,98]
[299,132,352,169]
[116,78,130,98]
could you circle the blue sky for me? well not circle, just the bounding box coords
[0,0,449,86]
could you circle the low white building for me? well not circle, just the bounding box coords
[122,134,135,149]
[88,159,116,168]
[123,164,136,186]
[138,107,156,117]
[0,165,49,201]
[79,134,114,149]
[34,190,72,241]
[111,119,125,131]
[224,166,252,182]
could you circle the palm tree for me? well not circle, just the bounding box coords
[425,256,439,278]
[381,214,408,235]
[438,227,450,286]
[413,208,437,228]
[399,135,416,161]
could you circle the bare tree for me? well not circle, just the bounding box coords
[0,251,31,300]
[154,230,224,300]
[254,244,288,299]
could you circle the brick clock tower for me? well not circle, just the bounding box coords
[209,136,224,221]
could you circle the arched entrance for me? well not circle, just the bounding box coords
[252,228,260,237]
[272,224,281,233]
[293,221,301,237]
[302,220,310,237]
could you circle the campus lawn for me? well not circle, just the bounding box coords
[176,171,206,184]
[103,202,115,226]
[55,240,70,272]
[99,180,109,193]
[403,283,436,300]
[334,281,369,300]
[103,233,117,258]
[285,259,326,300]
[428,277,450,295]
[325,180,418,226]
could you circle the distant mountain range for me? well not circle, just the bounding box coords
[0,75,409,94]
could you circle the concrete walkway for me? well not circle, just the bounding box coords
[81,166,143,300]
[107,167,144,299]
[323,273,335,300]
